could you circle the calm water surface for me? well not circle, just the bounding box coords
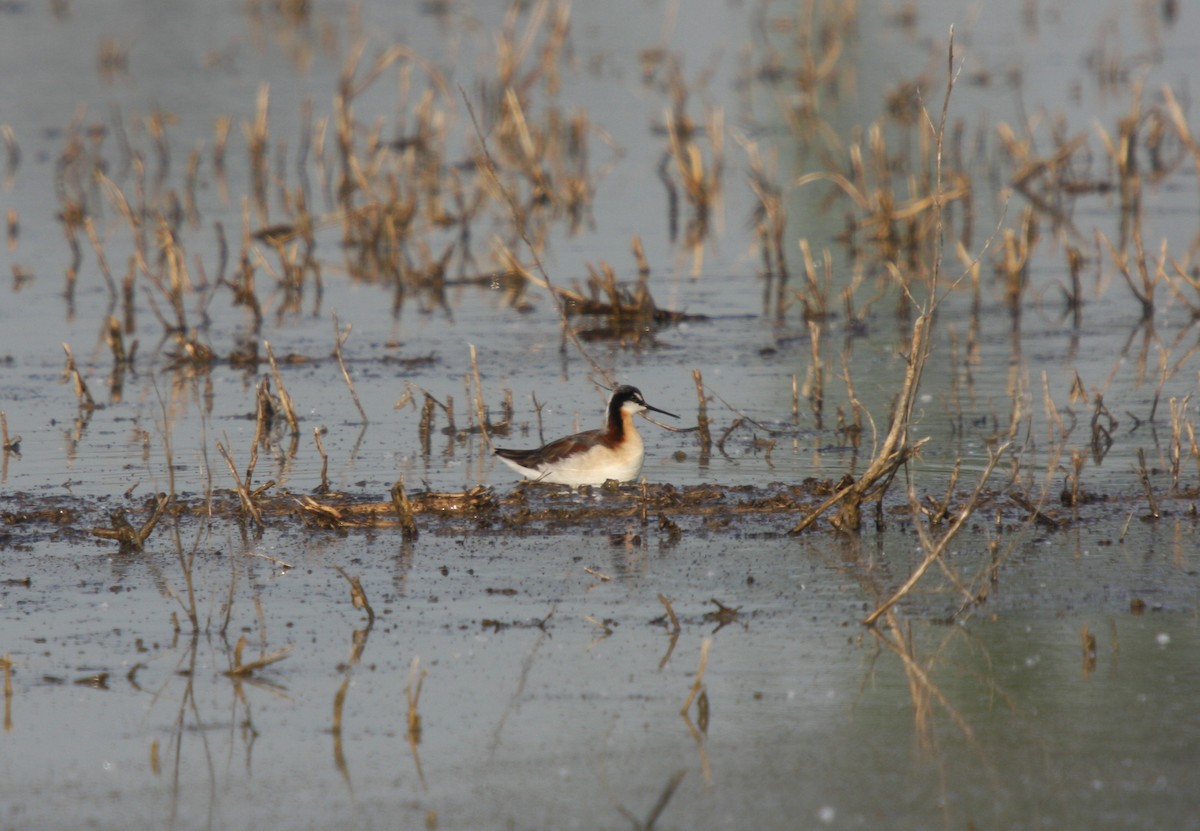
[1,1,1199,829]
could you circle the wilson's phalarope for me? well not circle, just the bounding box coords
[493,385,678,486]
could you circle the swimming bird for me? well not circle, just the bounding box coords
[493,385,678,486]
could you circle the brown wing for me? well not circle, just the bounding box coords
[494,428,608,466]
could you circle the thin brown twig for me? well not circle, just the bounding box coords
[864,440,1010,626]
[680,636,711,716]
[216,439,264,526]
[332,313,368,424]
[264,340,300,435]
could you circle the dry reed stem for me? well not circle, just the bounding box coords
[1135,447,1159,519]
[244,83,270,223]
[333,565,376,626]
[61,343,96,411]
[869,610,979,750]
[225,641,293,677]
[680,636,711,716]
[584,615,613,637]
[332,314,368,423]
[927,459,961,525]
[1,124,18,186]
[793,29,966,536]
[5,209,18,251]
[216,439,264,526]
[406,656,426,741]
[469,343,490,445]
[807,318,823,426]
[657,593,681,634]
[390,479,419,540]
[741,135,788,314]
[797,239,826,319]
[680,698,713,788]
[0,411,19,454]
[82,217,116,297]
[91,493,170,552]
[583,566,612,583]
[313,427,330,493]
[149,379,198,629]
[632,233,650,280]
[247,379,270,485]
[692,370,711,458]
[1080,625,1097,677]
[418,393,435,456]
[617,768,688,831]
[1097,228,1157,321]
[105,314,135,369]
[1,654,10,733]
[264,341,300,435]
[864,440,1010,625]
[405,656,427,790]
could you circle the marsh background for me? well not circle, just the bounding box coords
[1,0,1199,829]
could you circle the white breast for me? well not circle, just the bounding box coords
[537,428,645,486]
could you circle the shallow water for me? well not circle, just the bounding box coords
[2,0,1200,829]
[4,515,1198,830]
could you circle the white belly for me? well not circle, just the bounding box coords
[501,432,645,486]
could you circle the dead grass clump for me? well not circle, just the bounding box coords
[1,412,21,456]
[91,493,171,552]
